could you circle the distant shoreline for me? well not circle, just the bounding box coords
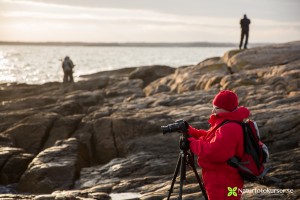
[0,41,240,47]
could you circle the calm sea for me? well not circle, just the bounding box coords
[0,45,232,84]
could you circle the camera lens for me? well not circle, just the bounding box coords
[161,125,170,134]
[161,123,180,134]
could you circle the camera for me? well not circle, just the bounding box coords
[161,119,188,134]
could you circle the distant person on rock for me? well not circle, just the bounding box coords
[62,56,75,83]
[186,90,249,199]
[239,14,251,49]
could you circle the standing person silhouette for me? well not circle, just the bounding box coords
[239,14,251,49]
[62,56,75,83]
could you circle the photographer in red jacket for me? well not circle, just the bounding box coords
[187,90,249,200]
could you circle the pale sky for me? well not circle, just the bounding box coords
[0,0,299,43]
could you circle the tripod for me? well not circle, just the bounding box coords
[166,133,208,200]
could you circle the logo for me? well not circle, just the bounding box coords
[227,187,238,197]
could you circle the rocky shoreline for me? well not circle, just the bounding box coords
[0,41,299,200]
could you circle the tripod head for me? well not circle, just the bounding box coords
[179,133,190,151]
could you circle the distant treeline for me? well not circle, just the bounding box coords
[0,41,238,47]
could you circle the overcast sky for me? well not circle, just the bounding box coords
[0,0,299,43]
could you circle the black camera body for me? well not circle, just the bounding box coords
[161,119,188,134]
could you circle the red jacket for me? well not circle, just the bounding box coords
[188,106,250,200]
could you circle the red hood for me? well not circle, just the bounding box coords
[208,106,250,127]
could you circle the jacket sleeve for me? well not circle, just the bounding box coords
[187,126,207,139]
[189,123,243,163]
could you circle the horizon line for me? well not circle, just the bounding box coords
[0,41,273,47]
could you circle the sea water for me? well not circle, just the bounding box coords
[0,45,232,84]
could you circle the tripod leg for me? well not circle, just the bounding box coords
[167,153,182,200]
[178,151,187,200]
[188,154,208,200]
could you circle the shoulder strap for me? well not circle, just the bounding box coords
[222,120,244,126]
[210,120,229,132]
[204,120,227,140]
[228,157,270,178]
[212,120,244,132]
[205,120,243,140]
